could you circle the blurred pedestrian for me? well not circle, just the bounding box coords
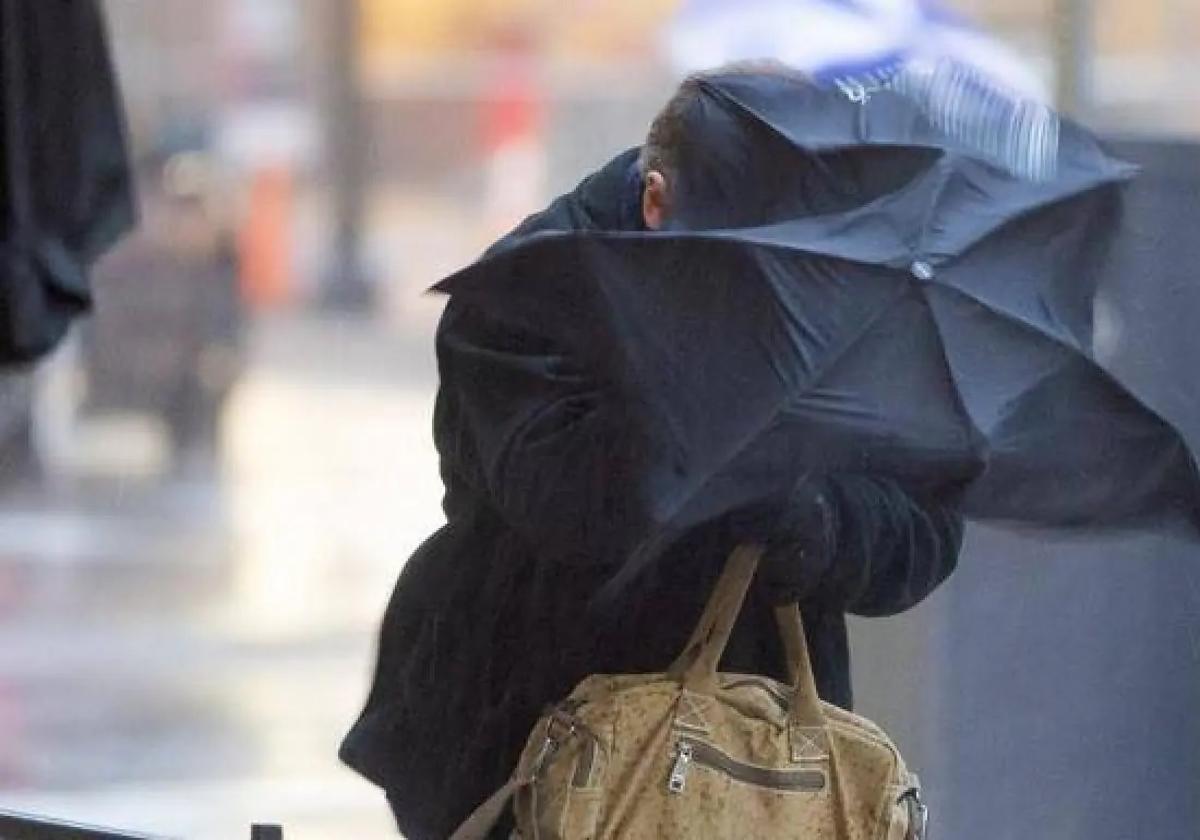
[84,153,244,468]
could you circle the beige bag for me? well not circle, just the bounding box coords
[451,545,927,840]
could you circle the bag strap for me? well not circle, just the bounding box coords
[773,603,826,730]
[668,544,825,730]
[667,544,763,693]
[448,775,524,840]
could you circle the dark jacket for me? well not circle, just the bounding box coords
[1,0,135,363]
[341,148,964,839]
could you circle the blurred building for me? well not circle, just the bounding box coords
[353,0,679,322]
[93,0,1200,325]
[961,0,1200,132]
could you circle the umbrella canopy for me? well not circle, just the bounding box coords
[436,72,1200,576]
[0,0,136,364]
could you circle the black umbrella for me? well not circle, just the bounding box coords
[1,0,136,364]
[437,72,1200,575]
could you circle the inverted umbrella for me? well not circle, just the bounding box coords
[436,72,1200,577]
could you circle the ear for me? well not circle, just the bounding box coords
[642,170,670,230]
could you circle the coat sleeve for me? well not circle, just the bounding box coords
[817,474,964,617]
[437,299,661,567]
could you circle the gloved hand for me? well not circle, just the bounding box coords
[760,474,839,605]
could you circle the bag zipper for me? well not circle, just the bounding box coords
[667,742,693,793]
[666,737,826,795]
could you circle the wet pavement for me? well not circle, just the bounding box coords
[0,314,445,839]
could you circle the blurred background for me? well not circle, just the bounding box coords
[0,1,1198,838]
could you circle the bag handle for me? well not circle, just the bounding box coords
[666,544,761,692]
[667,545,825,731]
[451,545,829,840]
[773,602,826,731]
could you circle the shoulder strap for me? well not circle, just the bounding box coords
[449,774,526,840]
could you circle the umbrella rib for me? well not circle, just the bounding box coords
[794,283,914,392]
[915,155,956,256]
[617,229,897,270]
[917,160,1136,264]
[645,280,913,527]
[909,285,990,450]
[931,280,1088,358]
[704,78,934,157]
[929,281,1184,432]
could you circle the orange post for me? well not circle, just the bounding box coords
[238,165,294,311]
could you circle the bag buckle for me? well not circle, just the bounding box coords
[900,786,929,840]
[530,708,578,777]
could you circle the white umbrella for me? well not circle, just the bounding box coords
[665,0,1059,179]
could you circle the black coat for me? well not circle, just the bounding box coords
[341,149,964,839]
[0,0,135,363]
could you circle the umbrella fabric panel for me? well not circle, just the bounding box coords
[649,289,985,559]
[440,216,1200,555]
[931,182,1124,354]
[924,284,1200,529]
[966,361,1200,531]
[440,231,981,566]
[702,76,1133,257]
[915,125,1135,265]
[664,80,942,231]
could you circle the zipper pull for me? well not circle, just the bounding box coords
[667,741,693,794]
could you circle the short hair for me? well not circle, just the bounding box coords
[639,59,810,182]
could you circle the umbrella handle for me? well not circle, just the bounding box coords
[667,544,826,731]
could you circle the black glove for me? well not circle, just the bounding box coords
[760,474,839,605]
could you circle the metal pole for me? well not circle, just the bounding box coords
[320,0,373,312]
[1053,0,1093,117]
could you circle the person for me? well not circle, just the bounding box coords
[341,64,964,839]
[84,153,244,467]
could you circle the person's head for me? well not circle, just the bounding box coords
[639,60,808,230]
[160,153,220,260]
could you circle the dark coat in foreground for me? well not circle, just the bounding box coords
[341,148,963,839]
[0,0,135,363]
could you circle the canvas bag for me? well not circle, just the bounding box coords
[452,545,928,839]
